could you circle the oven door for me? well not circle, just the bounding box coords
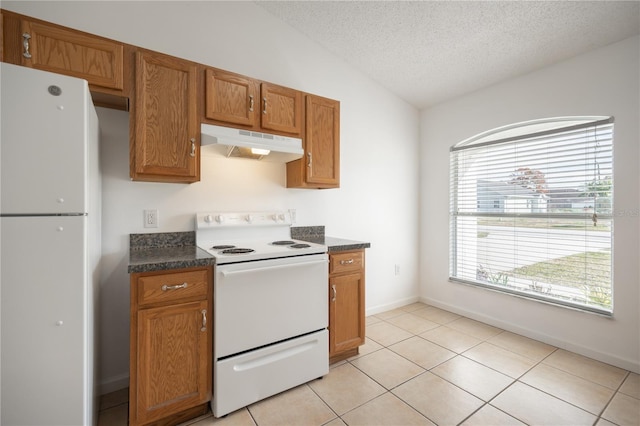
[214,253,328,359]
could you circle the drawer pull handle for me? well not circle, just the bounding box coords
[332,285,337,302]
[161,282,188,291]
[262,97,267,114]
[201,309,207,331]
[249,95,254,112]
[340,259,354,265]
[22,33,32,59]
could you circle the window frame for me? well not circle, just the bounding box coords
[449,116,614,315]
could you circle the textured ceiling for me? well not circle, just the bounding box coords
[256,1,640,109]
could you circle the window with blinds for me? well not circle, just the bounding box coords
[449,117,614,315]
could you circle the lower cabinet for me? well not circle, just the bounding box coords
[328,250,365,363]
[129,267,212,426]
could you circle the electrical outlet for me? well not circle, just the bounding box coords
[144,209,159,228]
[395,264,400,276]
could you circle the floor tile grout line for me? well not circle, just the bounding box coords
[302,381,343,425]
[381,306,570,365]
[476,343,613,419]
[499,346,616,422]
[380,307,633,398]
[370,305,623,425]
[594,370,631,423]
[362,313,526,425]
[377,317,486,355]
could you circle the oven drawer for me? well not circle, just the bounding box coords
[136,268,209,306]
[213,329,328,418]
[330,250,364,275]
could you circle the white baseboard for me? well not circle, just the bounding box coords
[420,296,640,374]
[366,295,420,316]
[99,373,129,395]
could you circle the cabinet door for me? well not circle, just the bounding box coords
[205,68,257,126]
[305,95,340,187]
[132,51,199,182]
[287,94,340,189]
[329,272,365,356]
[260,83,302,135]
[134,300,210,425]
[20,19,124,91]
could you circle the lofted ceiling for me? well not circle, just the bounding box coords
[256,1,640,109]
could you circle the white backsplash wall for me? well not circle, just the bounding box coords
[3,2,421,392]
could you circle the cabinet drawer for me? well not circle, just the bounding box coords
[329,251,364,275]
[137,269,209,306]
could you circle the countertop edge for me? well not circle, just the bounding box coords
[127,231,370,273]
[127,257,214,274]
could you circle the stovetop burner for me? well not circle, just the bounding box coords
[222,248,255,254]
[272,240,296,246]
[196,211,328,264]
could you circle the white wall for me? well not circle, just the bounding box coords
[3,1,420,392]
[420,36,640,372]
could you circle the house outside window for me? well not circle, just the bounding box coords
[449,117,614,315]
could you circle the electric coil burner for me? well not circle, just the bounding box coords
[195,211,328,418]
[221,248,254,254]
[211,244,236,250]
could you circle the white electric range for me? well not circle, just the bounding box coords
[195,211,329,417]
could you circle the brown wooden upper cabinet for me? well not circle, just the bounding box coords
[205,68,302,136]
[204,68,258,127]
[1,10,127,109]
[2,11,124,91]
[260,82,302,135]
[130,50,200,183]
[1,10,339,187]
[287,94,340,189]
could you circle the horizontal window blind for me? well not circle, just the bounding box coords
[449,117,614,314]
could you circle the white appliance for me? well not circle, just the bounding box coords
[196,211,328,417]
[200,123,304,162]
[0,63,100,425]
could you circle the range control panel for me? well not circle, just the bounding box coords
[196,211,292,229]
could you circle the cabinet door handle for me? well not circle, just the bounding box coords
[22,33,32,59]
[190,138,196,157]
[307,152,312,168]
[340,259,354,265]
[249,95,254,112]
[201,309,207,331]
[262,97,267,114]
[161,282,188,291]
[332,285,337,302]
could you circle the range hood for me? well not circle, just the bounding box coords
[201,123,303,162]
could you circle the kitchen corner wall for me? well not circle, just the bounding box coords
[420,36,640,373]
[3,2,420,393]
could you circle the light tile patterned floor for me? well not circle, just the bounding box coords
[99,303,640,425]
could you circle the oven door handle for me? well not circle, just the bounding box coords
[219,259,328,276]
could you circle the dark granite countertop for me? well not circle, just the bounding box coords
[128,231,214,273]
[128,227,369,274]
[291,226,371,252]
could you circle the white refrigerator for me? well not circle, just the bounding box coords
[0,62,100,425]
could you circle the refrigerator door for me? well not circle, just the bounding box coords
[1,63,89,214]
[1,216,88,425]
